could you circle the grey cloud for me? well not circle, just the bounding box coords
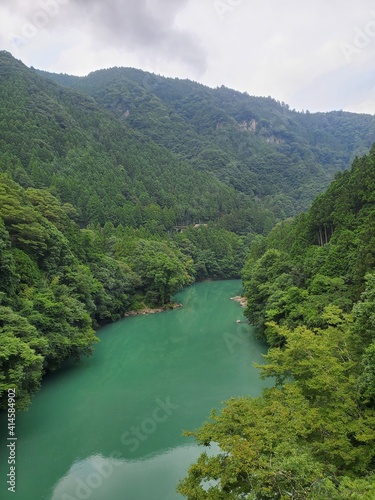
[2,0,207,75]
[69,0,208,75]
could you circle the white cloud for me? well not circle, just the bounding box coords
[0,0,375,113]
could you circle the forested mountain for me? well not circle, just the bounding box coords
[41,65,375,216]
[1,46,375,478]
[0,51,248,409]
[0,51,247,230]
[180,147,375,498]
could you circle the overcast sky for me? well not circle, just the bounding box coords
[1,0,375,113]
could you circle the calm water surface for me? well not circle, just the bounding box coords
[0,280,271,500]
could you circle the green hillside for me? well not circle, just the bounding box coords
[1,51,375,498]
[0,51,255,231]
[40,65,375,216]
[180,147,375,498]
[0,51,251,410]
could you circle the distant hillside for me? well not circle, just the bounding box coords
[0,51,254,232]
[40,66,375,216]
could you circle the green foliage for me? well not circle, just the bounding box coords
[43,64,375,219]
[178,312,375,499]
[117,238,192,306]
[178,386,339,499]
[174,226,246,280]
[0,306,46,410]
[0,52,260,233]
[243,147,375,345]
[1,55,375,496]
[0,172,246,409]
[179,149,375,498]
[0,176,101,408]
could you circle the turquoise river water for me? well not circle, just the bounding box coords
[0,280,271,500]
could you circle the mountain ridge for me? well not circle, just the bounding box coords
[38,61,375,216]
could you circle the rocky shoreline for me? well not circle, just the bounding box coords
[230,295,248,307]
[124,302,183,317]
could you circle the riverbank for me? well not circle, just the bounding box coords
[231,295,247,307]
[124,302,183,317]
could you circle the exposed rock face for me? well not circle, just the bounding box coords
[230,296,247,307]
[239,119,257,132]
[266,135,283,144]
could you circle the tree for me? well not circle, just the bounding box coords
[120,239,193,305]
[0,306,47,410]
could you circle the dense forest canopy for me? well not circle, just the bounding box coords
[40,64,375,216]
[0,171,247,410]
[179,147,375,498]
[1,50,375,497]
[0,52,251,409]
